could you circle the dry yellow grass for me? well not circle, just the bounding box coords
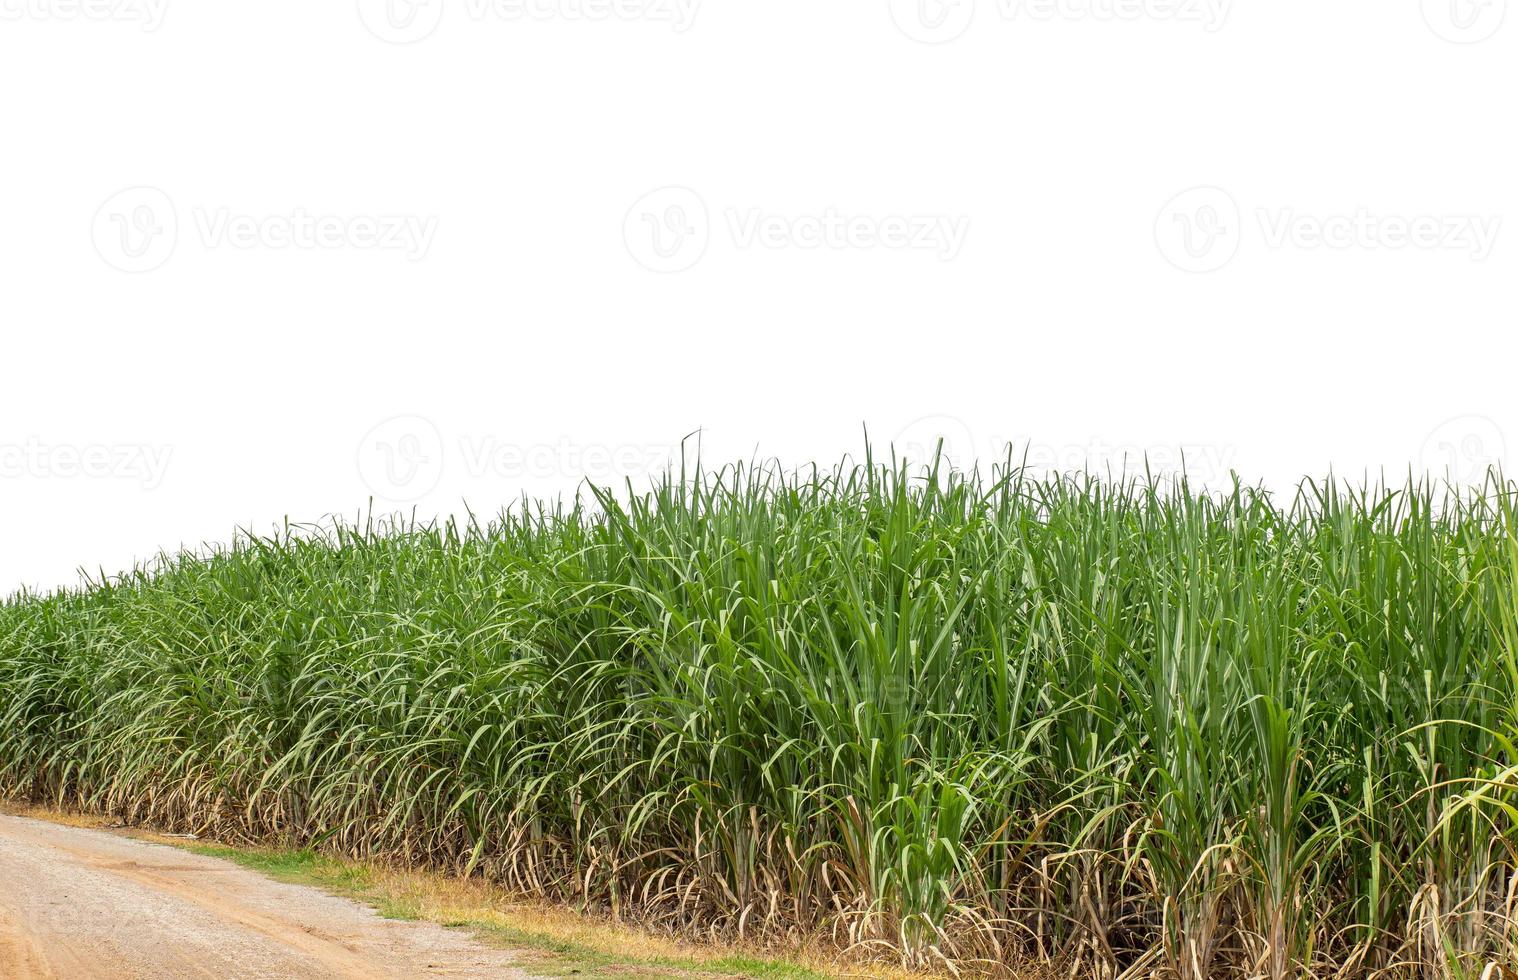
[2,801,973,980]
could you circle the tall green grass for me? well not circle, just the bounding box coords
[4,449,1518,978]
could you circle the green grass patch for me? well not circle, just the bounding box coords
[181,840,824,980]
[6,447,1518,977]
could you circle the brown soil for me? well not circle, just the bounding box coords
[0,813,539,979]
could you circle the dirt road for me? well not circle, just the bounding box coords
[0,813,536,979]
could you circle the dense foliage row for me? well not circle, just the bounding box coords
[4,453,1518,978]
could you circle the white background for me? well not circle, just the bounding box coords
[2,0,1514,593]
